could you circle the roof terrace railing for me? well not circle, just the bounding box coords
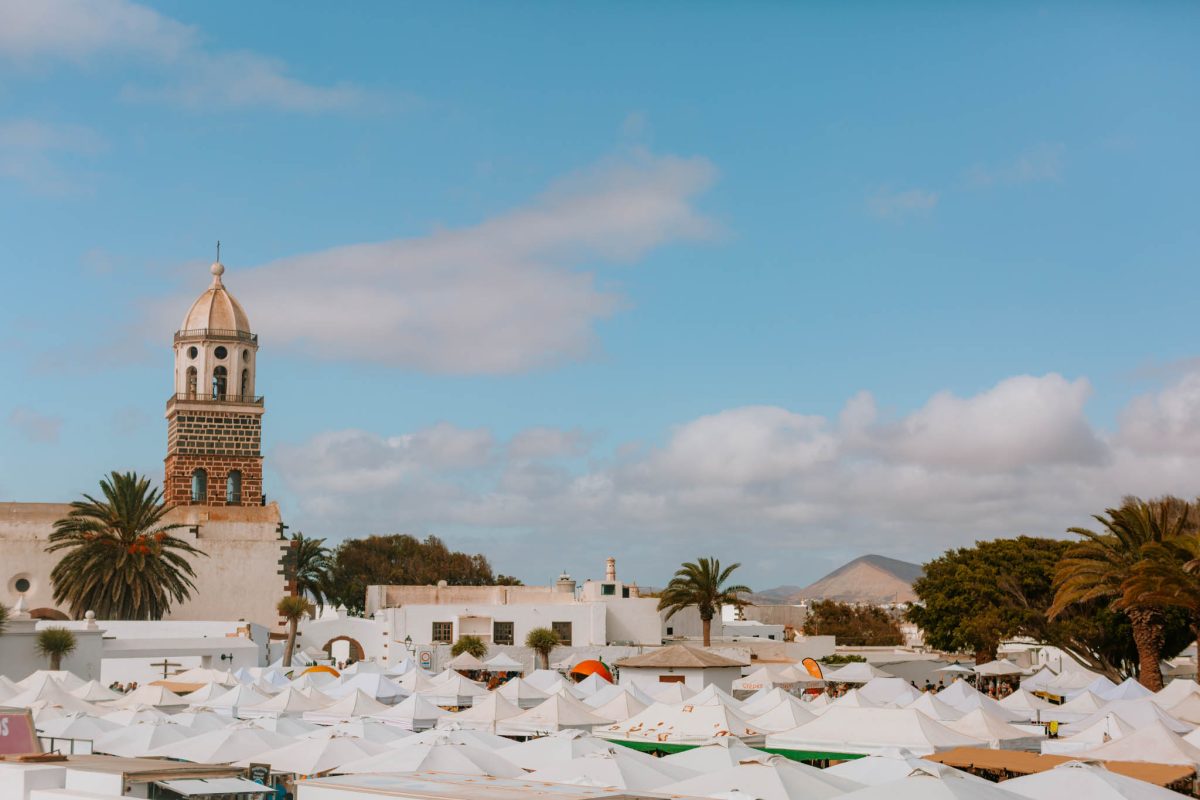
[168,393,264,406]
[174,328,258,343]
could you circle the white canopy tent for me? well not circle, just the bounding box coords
[527,746,699,790]
[824,662,891,684]
[499,729,622,771]
[482,652,524,672]
[335,737,525,777]
[597,700,765,746]
[435,691,524,733]
[765,707,986,757]
[944,708,1045,750]
[1002,760,1184,800]
[499,691,615,736]
[659,753,865,800]
[369,694,449,732]
[1076,721,1200,766]
[491,677,550,709]
[1041,713,1138,756]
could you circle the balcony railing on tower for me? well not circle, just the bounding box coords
[168,393,264,405]
[174,328,258,343]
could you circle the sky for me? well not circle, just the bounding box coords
[2,1,1200,590]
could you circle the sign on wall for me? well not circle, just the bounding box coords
[419,650,433,670]
[0,710,41,756]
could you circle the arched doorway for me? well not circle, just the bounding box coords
[30,608,70,621]
[323,636,365,663]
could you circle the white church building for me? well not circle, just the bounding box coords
[1,260,294,629]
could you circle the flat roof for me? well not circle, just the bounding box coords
[59,754,242,782]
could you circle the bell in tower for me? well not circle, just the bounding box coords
[164,259,265,507]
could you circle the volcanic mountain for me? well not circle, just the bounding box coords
[751,555,924,605]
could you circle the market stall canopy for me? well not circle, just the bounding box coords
[661,753,865,800]
[974,659,1026,677]
[765,707,986,758]
[1001,760,1186,800]
[823,662,891,684]
[482,652,524,672]
[447,652,487,671]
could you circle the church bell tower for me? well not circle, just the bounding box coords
[164,259,264,506]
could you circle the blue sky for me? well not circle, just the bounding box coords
[2,1,1200,589]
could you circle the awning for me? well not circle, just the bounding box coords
[156,777,274,796]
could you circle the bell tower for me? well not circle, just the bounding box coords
[164,259,264,507]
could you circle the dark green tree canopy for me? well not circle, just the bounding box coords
[804,600,904,646]
[327,534,495,613]
[909,535,1191,678]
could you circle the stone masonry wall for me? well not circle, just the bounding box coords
[165,408,263,506]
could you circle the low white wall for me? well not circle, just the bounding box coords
[0,620,103,682]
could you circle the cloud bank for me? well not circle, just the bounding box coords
[155,151,717,374]
[272,369,1200,587]
[0,0,365,112]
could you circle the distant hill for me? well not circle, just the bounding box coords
[793,554,923,604]
[750,555,923,606]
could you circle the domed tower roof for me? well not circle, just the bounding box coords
[180,261,251,333]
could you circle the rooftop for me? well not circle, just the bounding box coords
[616,644,748,669]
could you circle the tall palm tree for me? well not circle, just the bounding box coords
[36,627,77,671]
[277,595,314,668]
[290,532,334,611]
[47,472,206,620]
[657,557,752,647]
[0,602,8,636]
[1051,499,1181,690]
[1124,498,1200,652]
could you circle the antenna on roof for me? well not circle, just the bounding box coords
[216,240,221,262]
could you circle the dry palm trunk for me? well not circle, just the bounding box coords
[1127,607,1165,691]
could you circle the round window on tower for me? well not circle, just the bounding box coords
[188,346,198,359]
[15,577,31,593]
[214,346,228,359]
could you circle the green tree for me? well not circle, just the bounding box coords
[1122,498,1200,647]
[911,536,1190,682]
[36,627,77,671]
[525,627,560,670]
[47,471,206,620]
[0,602,8,636]
[1051,500,1187,690]
[290,532,334,611]
[327,534,495,613]
[452,635,488,659]
[277,595,314,668]
[657,557,752,647]
[804,601,904,646]
[495,575,524,586]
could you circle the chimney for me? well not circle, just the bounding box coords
[605,557,616,582]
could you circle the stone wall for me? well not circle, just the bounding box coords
[165,406,263,506]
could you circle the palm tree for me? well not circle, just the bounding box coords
[1051,499,1182,690]
[0,602,8,636]
[291,532,334,611]
[657,557,752,647]
[452,635,488,660]
[47,471,206,620]
[525,627,560,670]
[277,595,314,668]
[36,627,77,671]
[1123,498,1200,653]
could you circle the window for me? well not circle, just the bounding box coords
[214,345,228,359]
[601,583,615,596]
[212,366,227,399]
[622,587,630,598]
[659,675,685,683]
[191,468,207,502]
[186,366,198,397]
[15,577,30,593]
[551,621,572,646]
[493,621,514,646]
[187,346,198,359]
[432,622,453,643]
[226,470,242,505]
[665,626,673,636]
[240,369,249,399]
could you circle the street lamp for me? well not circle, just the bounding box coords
[404,635,415,657]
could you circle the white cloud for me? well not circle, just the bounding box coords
[0,0,367,113]
[1119,371,1200,455]
[867,186,938,218]
[272,369,1200,587]
[968,143,1064,187]
[8,407,63,443]
[0,119,105,193]
[153,151,716,374]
